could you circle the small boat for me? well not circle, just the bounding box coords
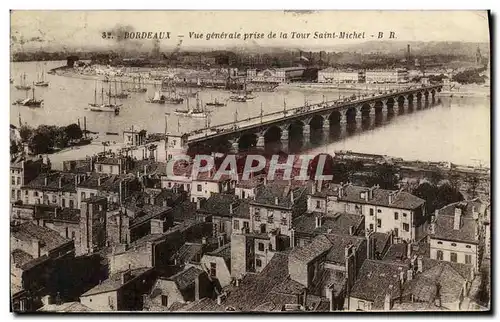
[15,74,31,91]
[206,97,226,107]
[230,95,254,102]
[17,84,43,107]
[175,95,208,118]
[146,91,166,104]
[128,76,147,93]
[34,66,49,87]
[90,81,121,115]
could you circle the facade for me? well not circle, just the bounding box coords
[317,68,365,83]
[200,243,232,288]
[123,127,147,146]
[247,67,306,84]
[429,200,485,272]
[79,196,108,255]
[365,69,409,84]
[11,159,44,203]
[308,182,426,242]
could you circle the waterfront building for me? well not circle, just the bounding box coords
[365,69,409,84]
[247,67,306,84]
[317,68,366,84]
[123,127,147,146]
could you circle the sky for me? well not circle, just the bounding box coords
[10,11,490,52]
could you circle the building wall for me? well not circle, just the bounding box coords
[190,181,222,202]
[200,254,232,288]
[430,238,478,270]
[147,280,185,309]
[362,204,416,241]
[253,238,276,273]
[249,204,292,237]
[80,199,107,255]
[43,221,82,255]
[106,212,130,245]
[231,217,250,234]
[21,188,77,209]
[109,244,153,275]
[95,164,120,175]
[235,187,256,199]
[230,234,248,278]
[80,291,118,311]
[348,297,373,311]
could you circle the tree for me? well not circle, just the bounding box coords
[19,125,33,143]
[10,140,19,155]
[28,131,52,155]
[366,163,399,190]
[413,182,438,215]
[54,131,69,149]
[64,123,83,142]
[435,183,464,210]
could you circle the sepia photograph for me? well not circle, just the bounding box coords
[8,10,491,313]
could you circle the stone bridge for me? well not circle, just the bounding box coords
[168,84,442,156]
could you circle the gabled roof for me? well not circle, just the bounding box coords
[11,222,71,253]
[197,193,239,217]
[340,185,425,210]
[289,235,332,263]
[168,266,204,291]
[22,171,78,193]
[293,212,364,236]
[81,267,152,297]
[252,182,308,209]
[432,215,478,244]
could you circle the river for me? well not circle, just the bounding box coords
[10,61,490,167]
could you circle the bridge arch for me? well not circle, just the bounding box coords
[288,120,305,152]
[329,111,342,124]
[238,132,258,151]
[309,114,324,130]
[374,101,384,115]
[361,103,372,119]
[346,107,357,123]
[264,125,282,152]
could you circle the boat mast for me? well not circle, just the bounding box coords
[101,83,105,105]
[94,81,97,105]
[32,83,35,100]
[108,81,112,106]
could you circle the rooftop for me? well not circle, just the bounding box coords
[205,243,231,268]
[11,222,71,253]
[432,214,478,244]
[77,173,136,192]
[253,182,308,209]
[22,171,78,193]
[37,302,92,312]
[198,193,240,217]
[293,212,364,236]
[81,267,152,297]
[168,266,204,291]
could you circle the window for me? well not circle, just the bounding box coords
[65,227,69,238]
[451,243,457,247]
[161,295,168,307]
[377,219,382,228]
[69,200,74,209]
[233,220,240,230]
[71,231,76,240]
[258,243,264,251]
[81,192,85,200]
[16,190,21,201]
[243,221,249,230]
[394,212,399,220]
[16,177,20,185]
[210,263,216,277]
[377,209,381,213]
[403,213,407,217]
[466,245,472,249]
[267,214,274,224]
[52,195,57,203]
[437,250,444,260]
[197,184,202,192]
[242,191,246,199]
[369,208,374,216]
[11,176,15,185]
[369,224,374,230]
[465,254,472,264]
[256,259,262,267]
[254,208,260,215]
[24,190,28,196]
[269,243,273,251]
[281,213,288,226]
[62,199,66,207]
[394,228,399,237]
[403,223,410,232]
[260,224,266,234]
[34,191,39,197]
[450,252,457,263]
[437,241,443,245]
[11,189,15,198]
[316,200,321,209]
[167,182,171,188]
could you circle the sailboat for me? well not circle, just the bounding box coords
[90,81,121,115]
[164,84,184,104]
[128,76,147,93]
[15,74,31,91]
[175,94,208,118]
[146,90,166,104]
[180,87,198,98]
[35,66,49,87]
[89,81,101,107]
[17,83,43,107]
[107,79,129,98]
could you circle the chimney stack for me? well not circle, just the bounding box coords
[348,226,354,236]
[290,190,294,204]
[275,197,279,205]
[229,203,234,214]
[315,214,323,228]
[44,177,48,186]
[417,256,423,273]
[384,286,393,311]
[58,177,62,189]
[311,182,316,195]
[31,238,41,258]
[407,269,413,281]
[290,229,295,248]
[406,242,412,259]
[144,165,147,176]
[454,206,462,230]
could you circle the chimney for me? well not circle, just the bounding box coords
[275,197,279,205]
[98,176,101,186]
[202,237,207,245]
[338,185,344,198]
[229,203,234,214]
[58,177,62,189]
[216,294,225,305]
[407,269,413,281]
[388,191,395,204]
[290,190,295,204]
[195,273,201,301]
[348,226,354,236]
[31,238,41,258]
[417,256,423,273]
[429,215,436,234]
[311,182,316,195]
[44,177,48,186]
[384,286,393,311]
[144,165,148,176]
[406,242,412,259]
[328,284,335,312]
[54,207,58,218]
[290,228,295,248]
[315,214,323,228]
[302,289,308,308]
[454,206,462,230]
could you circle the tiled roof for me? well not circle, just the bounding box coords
[95,157,122,165]
[177,297,225,312]
[126,204,171,228]
[371,232,391,257]
[77,173,135,192]
[11,222,71,252]
[206,243,231,268]
[350,259,409,303]
[34,207,80,223]
[11,249,34,267]
[174,243,204,264]
[253,182,308,209]
[309,183,342,198]
[432,215,478,244]
[233,200,250,219]
[198,193,239,217]
[340,185,425,210]
[171,200,198,223]
[169,266,204,291]
[129,160,168,176]
[37,302,92,312]
[324,234,365,265]
[236,174,266,189]
[81,267,152,297]
[293,212,364,236]
[308,268,346,298]
[438,200,485,218]
[22,171,78,193]
[289,235,333,263]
